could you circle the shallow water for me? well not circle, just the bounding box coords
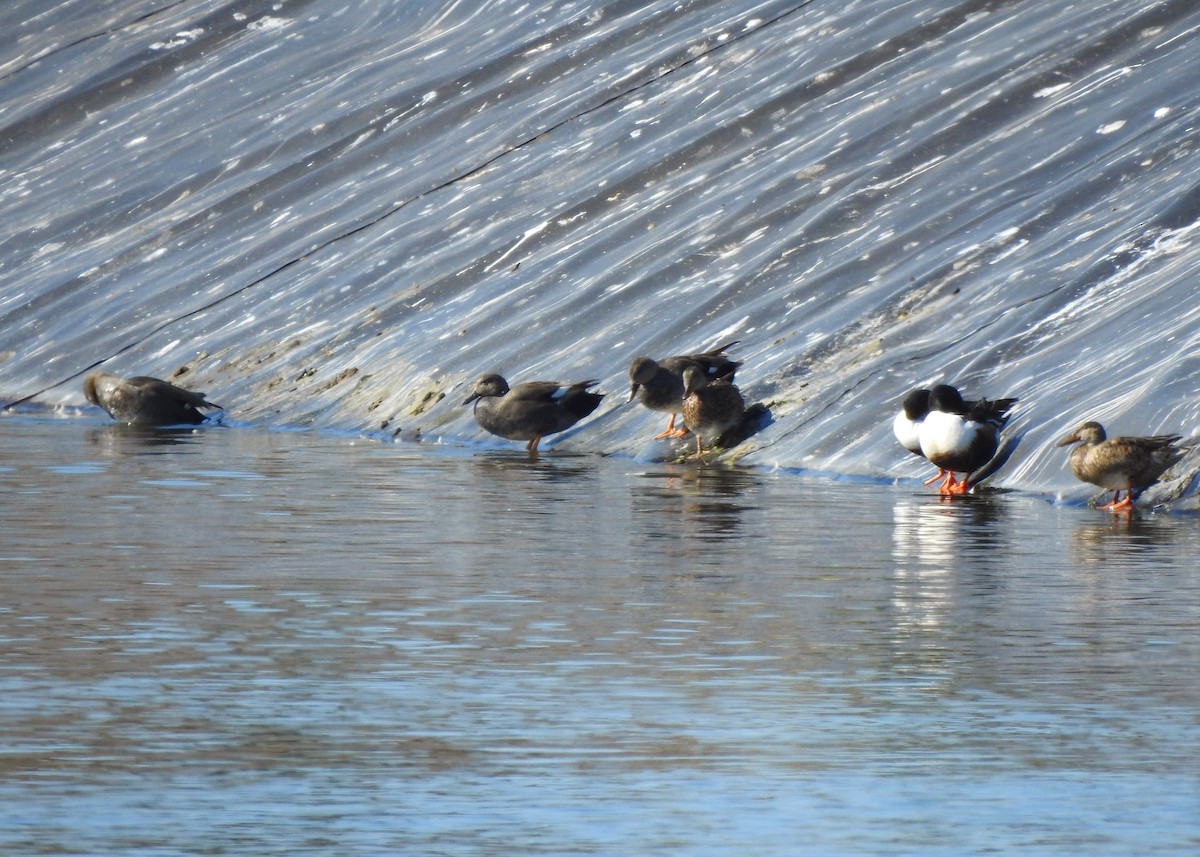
[1,415,1198,855]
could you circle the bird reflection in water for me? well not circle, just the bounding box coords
[469,450,598,484]
[84,424,207,454]
[1068,510,1183,567]
[889,494,1010,679]
[467,451,599,523]
[893,493,1009,570]
[632,464,761,554]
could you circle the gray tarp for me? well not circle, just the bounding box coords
[3,0,1200,502]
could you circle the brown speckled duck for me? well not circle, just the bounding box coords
[628,340,741,439]
[463,373,603,454]
[680,365,745,459]
[83,372,223,426]
[1055,421,1185,512]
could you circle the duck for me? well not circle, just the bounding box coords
[680,365,745,459]
[893,387,945,487]
[628,340,741,438]
[893,387,931,457]
[83,372,223,426]
[462,373,603,454]
[1055,421,1185,511]
[917,383,1017,494]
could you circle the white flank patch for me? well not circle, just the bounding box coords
[919,411,976,459]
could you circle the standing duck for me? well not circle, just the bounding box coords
[1055,421,1185,511]
[917,384,1017,494]
[628,340,741,438]
[680,365,745,459]
[463,373,603,454]
[893,387,931,455]
[83,372,223,426]
[893,387,948,488]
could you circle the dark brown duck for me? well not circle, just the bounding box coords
[83,372,223,426]
[628,340,740,439]
[463,373,603,454]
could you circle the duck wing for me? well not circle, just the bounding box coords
[127,376,221,410]
[507,380,599,404]
[965,395,1017,426]
[660,342,742,382]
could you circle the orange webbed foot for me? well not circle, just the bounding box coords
[653,415,688,439]
[1106,494,1134,513]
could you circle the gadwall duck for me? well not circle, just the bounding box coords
[83,372,223,426]
[680,365,745,459]
[463,373,603,454]
[917,384,1017,494]
[1055,421,1185,511]
[628,340,740,438]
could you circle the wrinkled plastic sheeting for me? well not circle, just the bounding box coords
[3,0,1200,502]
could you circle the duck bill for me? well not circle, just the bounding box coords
[462,392,480,406]
[628,383,640,402]
[1054,432,1080,448]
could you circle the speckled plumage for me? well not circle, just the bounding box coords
[463,373,603,453]
[1055,421,1185,511]
[83,372,223,426]
[628,340,741,438]
[680,365,745,458]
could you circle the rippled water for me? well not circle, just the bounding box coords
[2,414,1198,855]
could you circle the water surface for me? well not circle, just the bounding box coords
[1,416,1198,854]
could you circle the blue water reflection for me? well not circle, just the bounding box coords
[1,416,1197,855]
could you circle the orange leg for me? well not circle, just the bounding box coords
[690,434,707,460]
[936,471,959,495]
[1097,490,1122,510]
[923,469,945,486]
[1106,491,1135,513]
[526,436,542,455]
[653,413,689,439]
